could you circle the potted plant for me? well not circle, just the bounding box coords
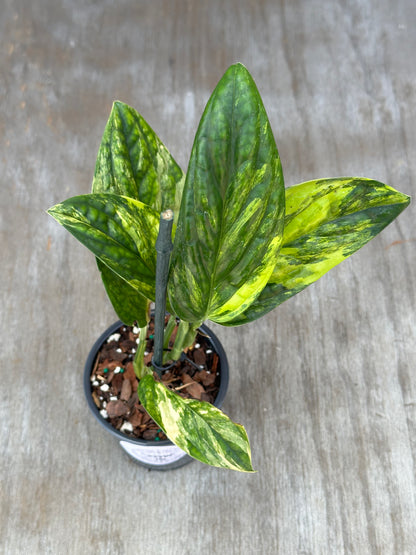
[48,63,409,472]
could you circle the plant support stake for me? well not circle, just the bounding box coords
[153,209,174,376]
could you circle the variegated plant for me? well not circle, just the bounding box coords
[48,63,409,472]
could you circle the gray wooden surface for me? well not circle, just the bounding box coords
[1,1,415,553]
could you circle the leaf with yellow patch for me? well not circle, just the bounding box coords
[48,194,159,301]
[138,374,255,472]
[168,63,285,324]
[226,177,410,325]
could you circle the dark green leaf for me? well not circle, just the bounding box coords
[92,101,184,321]
[48,194,159,300]
[168,63,285,324]
[138,374,255,472]
[225,178,410,325]
[92,100,184,213]
[97,259,150,326]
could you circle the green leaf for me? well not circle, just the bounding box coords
[168,63,285,324]
[225,178,410,325]
[92,101,184,323]
[97,259,150,327]
[92,100,184,213]
[138,374,255,472]
[48,194,160,300]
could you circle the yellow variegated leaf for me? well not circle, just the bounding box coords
[168,63,285,324]
[93,100,184,215]
[92,101,184,323]
[48,194,159,300]
[138,374,255,472]
[226,177,410,325]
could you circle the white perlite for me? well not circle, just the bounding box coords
[120,422,133,433]
[100,409,108,419]
[100,384,109,392]
[133,326,140,334]
[107,333,121,343]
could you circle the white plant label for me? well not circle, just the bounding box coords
[119,440,186,466]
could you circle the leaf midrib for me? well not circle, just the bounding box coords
[205,70,238,318]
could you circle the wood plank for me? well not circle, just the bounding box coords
[1,0,415,553]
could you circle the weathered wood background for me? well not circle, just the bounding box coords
[1,1,415,553]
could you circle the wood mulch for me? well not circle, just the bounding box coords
[89,317,221,441]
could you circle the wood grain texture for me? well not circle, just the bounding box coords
[1,0,415,553]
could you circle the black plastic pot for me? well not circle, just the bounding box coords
[84,320,229,470]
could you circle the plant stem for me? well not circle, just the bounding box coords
[169,319,199,361]
[163,314,177,350]
[153,209,174,376]
[162,315,178,365]
[133,325,149,379]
